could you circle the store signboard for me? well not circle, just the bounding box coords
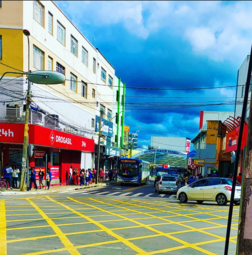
[105,146,120,156]
[0,123,94,152]
[225,125,248,153]
[50,166,60,179]
[95,116,113,137]
[34,151,45,158]
[186,139,191,153]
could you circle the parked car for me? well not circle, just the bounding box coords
[155,175,177,194]
[176,177,241,205]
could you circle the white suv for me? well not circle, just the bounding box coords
[176,178,241,205]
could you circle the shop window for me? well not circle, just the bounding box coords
[35,158,45,167]
[51,152,60,165]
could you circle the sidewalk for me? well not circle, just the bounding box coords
[0,181,117,196]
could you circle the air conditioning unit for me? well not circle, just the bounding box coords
[6,105,21,120]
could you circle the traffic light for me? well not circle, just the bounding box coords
[28,144,34,157]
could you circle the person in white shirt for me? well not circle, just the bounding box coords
[69,166,73,185]
[12,165,20,188]
[85,170,89,186]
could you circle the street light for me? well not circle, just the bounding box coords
[19,29,66,191]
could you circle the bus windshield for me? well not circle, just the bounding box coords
[119,163,139,177]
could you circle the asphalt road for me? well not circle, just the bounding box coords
[0,182,239,255]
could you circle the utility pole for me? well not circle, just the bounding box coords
[130,140,133,158]
[236,47,252,254]
[97,110,103,184]
[20,29,31,191]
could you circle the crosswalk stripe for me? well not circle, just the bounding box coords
[132,193,144,197]
[122,192,132,196]
[159,194,165,197]
[109,192,121,195]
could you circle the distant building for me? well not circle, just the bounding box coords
[151,136,191,153]
[128,133,138,150]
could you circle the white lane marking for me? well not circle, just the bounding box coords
[109,192,121,195]
[132,193,144,197]
[122,192,132,196]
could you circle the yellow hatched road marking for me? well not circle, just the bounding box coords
[113,199,237,243]
[47,196,146,254]
[73,198,217,255]
[0,200,7,255]
[129,199,238,230]
[26,199,80,255]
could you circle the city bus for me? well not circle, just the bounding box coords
[117,158,150,185]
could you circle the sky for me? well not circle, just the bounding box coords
[57,1,252,148]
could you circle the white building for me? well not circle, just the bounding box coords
[0,0,124,171]
[151,136,191,153]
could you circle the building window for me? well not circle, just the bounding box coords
[33,45,44,70]
[82,81,87,98]
[70,73,77,92]
[100,104,105,115]
[33,1,44,26]
[108,75,113,87]
[48,12,53,34]
[56,62,65,75]
[116,113,118,124]
[57,21,65,45]
[241,85,245,98]
[92,88,95,98]
[82,47,88,66]
[116,90,119,102]
[101,67,106,83]
[71,35,78,57]
[0,1,2,8]
[91,118,95,128]
[93,58,96,74]
[108,109,112,121]
[0,35,2,60]
[48,57,53,70]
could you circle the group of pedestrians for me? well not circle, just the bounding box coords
[2,163,20,189]
[28,167,52,191]
[68,166,96,186]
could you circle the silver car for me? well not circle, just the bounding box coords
[155,175,177,194]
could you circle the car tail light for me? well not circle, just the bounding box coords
[155,178,157,181]
[159,181,162,185]
[225,186,232,191]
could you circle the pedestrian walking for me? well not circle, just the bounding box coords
[73,168,77,185]
[93,168,97,183]
[85,170,89,185]
[69,166,73,185]
[99,168,104,182]
[3,163,13,189]
[38,168,44,189]
[108,170,113,181]
[188,176,195,185]
[46,168,52,190]
[12,165,19,188]
[88,169,92,184]
[29,167,37,191]
[79,170,83,186]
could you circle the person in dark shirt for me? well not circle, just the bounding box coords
[38,168,44,189]
[29,167,37,191]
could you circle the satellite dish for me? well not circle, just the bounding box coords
[28,71,65,84]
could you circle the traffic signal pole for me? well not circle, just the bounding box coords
[224,46,252,254]
[20,33,31,191]
[236,47,252,254]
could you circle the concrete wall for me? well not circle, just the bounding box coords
[202,111,234,127]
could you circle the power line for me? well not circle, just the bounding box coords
[0,62,24,72]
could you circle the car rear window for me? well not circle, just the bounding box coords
[162,177,176,181]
